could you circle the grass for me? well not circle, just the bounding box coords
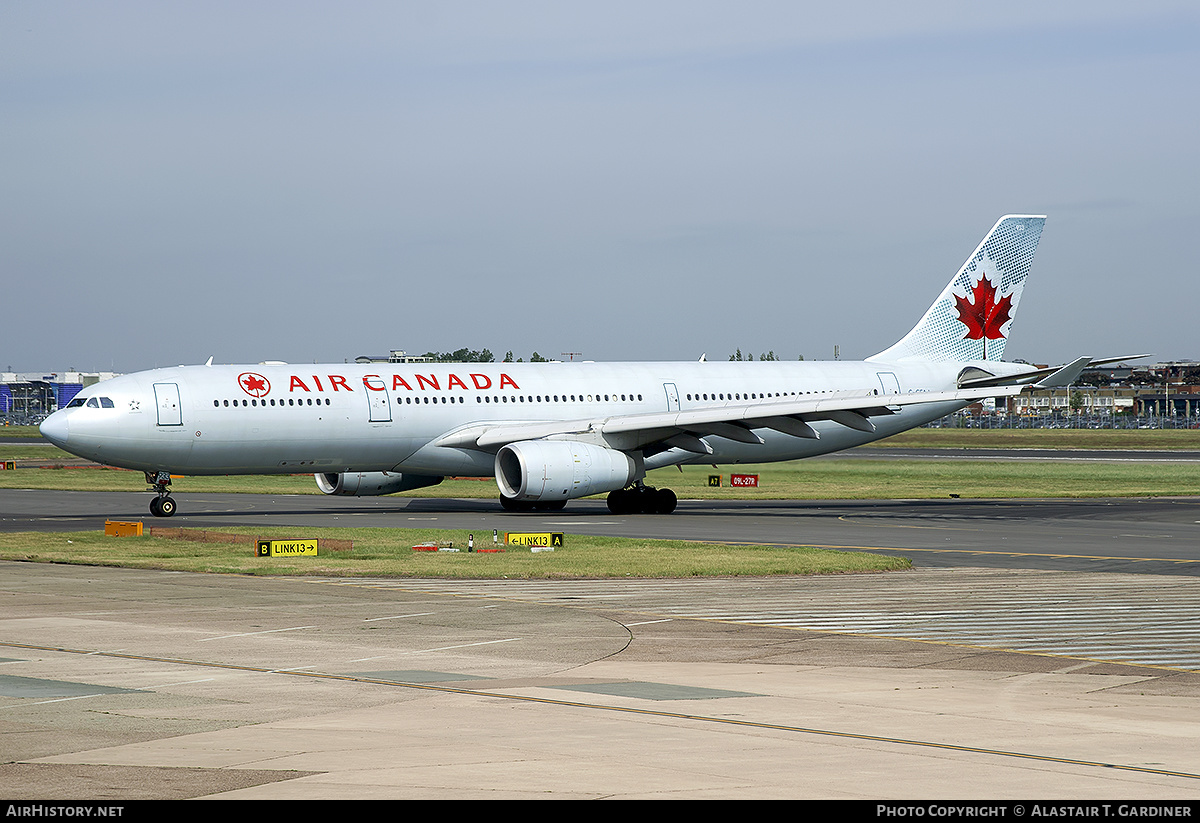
[4,426,1196,469]
[0,526,909,579]
[0,444,77,460]
[877,427,1200,450]
[0,425,43,439]
[2,457,1197,500]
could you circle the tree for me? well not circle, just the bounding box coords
[418,348,494,363]
[731,349,784,361]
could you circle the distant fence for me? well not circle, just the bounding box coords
[927,413,1198,430]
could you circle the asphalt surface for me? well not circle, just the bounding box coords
[4,488,1199,575]
[2,479,1200,799]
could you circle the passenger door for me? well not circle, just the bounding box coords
[153,383,182,427]
[364,375,393,423]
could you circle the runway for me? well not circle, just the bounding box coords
[5,488,1200,575]
[2,487,1200,798]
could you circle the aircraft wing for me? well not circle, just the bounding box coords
[434,383,1029,455]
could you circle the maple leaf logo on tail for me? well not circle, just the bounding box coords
[866,216,1044,363]
[954,272,1013,359]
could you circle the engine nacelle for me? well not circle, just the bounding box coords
[315,472,443,497]
[495,440,636,502]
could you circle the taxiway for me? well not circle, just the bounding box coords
[2,488,1199,798]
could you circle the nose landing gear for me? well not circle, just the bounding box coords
[145,471,176,517]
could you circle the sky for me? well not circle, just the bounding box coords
[3,1,1198,373]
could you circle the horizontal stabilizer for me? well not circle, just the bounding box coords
[1033,356,1091,389]
[957,354,1150,390]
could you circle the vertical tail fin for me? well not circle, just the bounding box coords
[869,215,1046,363]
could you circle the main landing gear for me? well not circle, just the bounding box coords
[606,484,677,515]
[146,471,176,517]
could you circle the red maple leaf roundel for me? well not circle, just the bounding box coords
[238,372,271,398]
[954,272,1013,341]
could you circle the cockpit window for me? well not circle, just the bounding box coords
[69,396,115,409]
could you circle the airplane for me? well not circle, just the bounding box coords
[39,215,1141,518]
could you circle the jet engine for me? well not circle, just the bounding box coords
[315,472,443,496]
[495,440,637,502]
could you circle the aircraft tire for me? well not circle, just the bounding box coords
[149,497,175,517]
[607,487,676,515]
[655,488,677,514]
[606,489,633,515]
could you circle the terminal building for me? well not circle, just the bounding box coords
[1,372,119,425]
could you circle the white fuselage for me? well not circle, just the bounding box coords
[39,357,1024,478]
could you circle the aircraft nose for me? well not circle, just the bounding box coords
[39,413,68,446]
